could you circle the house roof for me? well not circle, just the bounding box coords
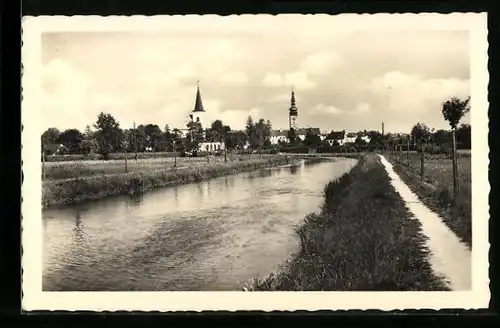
[325,130,345,140]
[271,130,288,137]
[295,127,321,135]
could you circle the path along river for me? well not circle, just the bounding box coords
[43,158,358,291]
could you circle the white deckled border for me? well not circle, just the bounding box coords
[21,13,490,312]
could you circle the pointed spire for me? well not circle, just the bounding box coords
[289,87,298,117]
[193,81,205,113]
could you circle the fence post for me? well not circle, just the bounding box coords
[124,149,128,173]
[420,143,425,181]
[42,143,46,181]
[452,128,459,199]
[407,137,410,168]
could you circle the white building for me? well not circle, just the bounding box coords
[270,130,288,145]
[188,83,225,152]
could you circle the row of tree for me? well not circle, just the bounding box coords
[41,112,277,158]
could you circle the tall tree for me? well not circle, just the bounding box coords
[245,116,257,149]
[143,124,164,151]
[41,127,61,145]
[442,96,470,198]
[94,112,123,158]
[186,120,204,152]
[287,128,297,145]
[411,122,432,146]
[303,131,322,149]
[57,129,85,154]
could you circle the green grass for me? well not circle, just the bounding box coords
[42,155,300,208]
[246,154,448,291]
[43,154,276,181]
[388,153,471,248]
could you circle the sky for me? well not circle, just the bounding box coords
[41,15,471,133]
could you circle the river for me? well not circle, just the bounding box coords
[43,158,358,291]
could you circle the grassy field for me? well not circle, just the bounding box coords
[42,155,303,208]
[43,154,276,181]
[388,152,472,248]
[246,154,448,291]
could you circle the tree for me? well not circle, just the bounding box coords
[303,131,321,149]
[80,138,99,154]
[41,128,61,146]
[94,112,123,158]
[245,116,259,149]
[367,130,383,149]
[287,128,297,145]
[442,96,470,198]
[186,120,204,152]
[431,129,452,147]
[411,122,432,146]
[144,124,164,151]
[442,97,471,130]
[226,130,247,150]
[57,129,85,154]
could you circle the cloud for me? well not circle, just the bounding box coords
[219,71,249,86]
[266,93,291,103]
[300,51,344,75]
[369,70,470,113]
[262,71,316,90]
[283,71,316,90]
[313,103,344,115]
[40,27,470,133]
[41,59,92,127]
[262,73,283,87]
[355,102,371,113]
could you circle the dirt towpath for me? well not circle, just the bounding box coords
[378,154,471,290]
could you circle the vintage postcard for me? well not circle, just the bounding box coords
[22,13,489,311]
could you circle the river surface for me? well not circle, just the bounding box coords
[43,158,358,291]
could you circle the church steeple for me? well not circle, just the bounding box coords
[193,81,205,113]
[289,87,298,129]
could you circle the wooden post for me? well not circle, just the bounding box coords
[133,122,138,161]
[124,149,128,173]
[420,143,425,181]
[452,128,459,198]
[407,137,410,167]
[42,143,46,181]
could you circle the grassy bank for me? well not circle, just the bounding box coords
[42,155,305,208]
[44,154,277,181]
[387,154,471,248]
[247,154,448,291]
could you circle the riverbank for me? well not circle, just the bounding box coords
[42,155,327,208]
[387,155,471,249]
[246,154,448,291]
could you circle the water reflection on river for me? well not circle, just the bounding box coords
[43,158,357,291]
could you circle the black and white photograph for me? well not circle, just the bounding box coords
[21,13,489,311]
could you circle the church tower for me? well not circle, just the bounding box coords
[289,88,298,130]
[191,81,206,127]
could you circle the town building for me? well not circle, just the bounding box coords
[270,129,288,145]
[324,130,346,146]
[269,90,321,145]
[187,82,225,152]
